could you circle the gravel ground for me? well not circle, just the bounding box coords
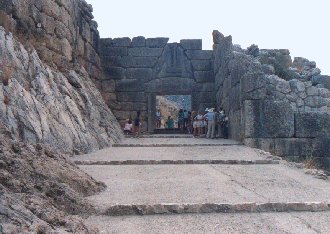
[87,212,330,234]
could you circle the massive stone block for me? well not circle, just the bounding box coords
[126,68,153,81]
[146,38,169,48]
[194,71,214,83]
[153,44,194,79]
[186,50,213,60]
[112,37,131,47]
[124,56,158,68]
[244,138,276,153]
[103,66,126,79]
[180,39,202,50]
[295,112,330,138]
[191,60,212,71]
[128,47,163,57]
[274,138,314,157]
[116,79,145,92]
[103,47,128,56]
[244,100,295,138]
[192,92,215,104]
[193,83,215,92]
[131,36,146,47]
[146,77,195,94]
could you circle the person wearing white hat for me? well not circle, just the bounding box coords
[204,108,216,139]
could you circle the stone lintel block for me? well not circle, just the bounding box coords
[103,47,128,56]
[128,47,163,57]
[116,92,146,103]
[146,37,169,48]
[131,36,146,47]
[112,37,131,47]
[191,60,213,71]
[146,77,195,93]
[180,39,202,50]
[192,83,215,92]
[101,79,116,92]
[116,79,145,92]
[194,71,215,83]
[103,66,126,79]
[295,112,330,138]
[126,68,153,81]
[244,138,275,154]
[186,50,213,60]
[274,138,314,157]
[244,100,294,138]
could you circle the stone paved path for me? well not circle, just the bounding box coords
[73,135,330,233]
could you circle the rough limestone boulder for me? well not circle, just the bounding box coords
[0,123,104,233]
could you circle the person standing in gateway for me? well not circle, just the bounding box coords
[133,111,142,137]
[204,108,216,139]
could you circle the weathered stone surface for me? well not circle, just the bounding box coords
[103,66,126,79]
[124,56,158,68]
[192,92,215,104]
[274,138,313,157]
[193,83,215,92]
[194,71,214,83]
[126,68,153,81]
[244,100,294,138]
[191,60,212,71]
[112,37,131,47]
[186,50,213,60]
[131,36,146,47]
[295,112,330,138]
[244,138,275,153]
[117,92,146,103]
[116,79,145,92]
[0,28,122,154]
[102,79,116,92]
[146,37,169,48]
[128,47,163,57]
[153,44,194,79]
[180,39,202,50]
[103,47,128,56]
[146,77,195,93]
[247,44,259,57]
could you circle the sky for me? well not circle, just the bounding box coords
[86,0,330,75]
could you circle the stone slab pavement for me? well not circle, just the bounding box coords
[73,145,272,163]
[114,137,240,147]
[87,211,330,234]
[80,164,330,208]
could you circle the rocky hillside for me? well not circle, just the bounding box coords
[0,0,123,154]
[0,0,123,232]
[0,122,105,233]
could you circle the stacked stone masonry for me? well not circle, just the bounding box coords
[100,37,215,131]
[212,30,330,169]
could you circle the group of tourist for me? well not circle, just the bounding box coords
[123,108,229,139]
[162,108,229,139]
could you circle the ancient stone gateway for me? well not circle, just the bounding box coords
[100,37,215,132]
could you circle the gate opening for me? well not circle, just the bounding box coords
[155,95,191,129]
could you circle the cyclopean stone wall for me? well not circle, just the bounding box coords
[100,37,215,131]
[213,30,330,169]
